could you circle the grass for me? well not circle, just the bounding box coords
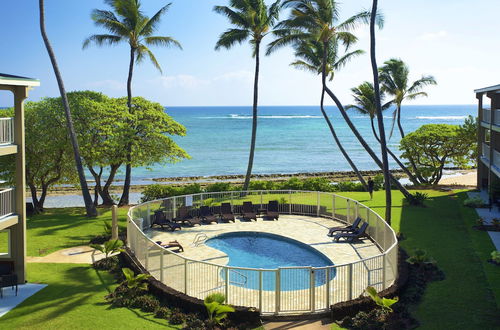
[26,207,129,256]
[0,263,180,329]
[3,189,499,329]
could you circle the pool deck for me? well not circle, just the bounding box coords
[146,215,381,268]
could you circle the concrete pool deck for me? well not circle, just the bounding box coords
[146,214,382,267]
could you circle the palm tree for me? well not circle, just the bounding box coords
[369,0,392,222]
[39,0,97,217]
[347,82,418,184]
[379,58,437,139]
[214,0,281,192]
[287,39,368,189]
[83,0,181,205]
[270,0,412,199]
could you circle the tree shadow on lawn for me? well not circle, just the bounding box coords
[398,191,499,328]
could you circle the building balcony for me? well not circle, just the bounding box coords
[0,188,17,231]
[0,118,17,156]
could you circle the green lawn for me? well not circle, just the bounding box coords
[0,263,179,329]
[26,207,129,256]
[3,190,499,329]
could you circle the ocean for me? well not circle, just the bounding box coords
[130,105,476,183]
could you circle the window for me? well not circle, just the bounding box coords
[485,129,491,143]
[0,229,10,257]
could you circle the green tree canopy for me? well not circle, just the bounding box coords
[399,124,470,185]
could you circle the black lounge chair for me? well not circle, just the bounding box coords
[151,211,181,232]
[200,206,218,224]
[332,222,368,243]
[156,240,184,252]
[263,200,279,220]
[0,261,18,298]
[174,206,201,226]
[327,217,362,237]
[220,203,235,222]
[242,201,257,221]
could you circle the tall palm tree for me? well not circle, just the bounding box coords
[83,0,181,205]
[369,0,392,222]
[214,0,281,192]
[39,0,97,217]
[270,0,411,199]
[379,58,437,139]
[347,82,419,184]
[287,39,368,189]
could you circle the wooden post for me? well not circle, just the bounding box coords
[111,205,118,240]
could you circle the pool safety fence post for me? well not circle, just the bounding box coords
[326,267,331,308]
[224,267,229,298]
[288,190,292,214]
[332,195,335,220]
[160,249,164,282]
[346,200,351,223]
[258,270,263,312]
[146,203,151,228]
[310,267,315,312]
[184,259,188,294]
[347,263,353,300]
[275,269,281,314]
[173,196,177,218]
[382,254,387,290]
[230,192,234,210]
[355,202,359,220]
[200,193,204,205]
[260,191,263,208]
[316,192,320,217]
[144,236,149,270]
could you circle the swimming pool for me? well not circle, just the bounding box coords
[206,231,336,291]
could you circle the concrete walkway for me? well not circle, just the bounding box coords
[467,191,500,251]
[26,246,106,264]
[0,283,47,318]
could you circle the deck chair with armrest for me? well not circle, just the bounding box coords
[263,200,279,220]
[156,240,184,252]
[242,201,257,221]
[332,222,369,243]
[220,203,235,223]
[327,217,362,237]
[0,261,18,298]
[174,206,201,226]
[151,210,181,232]
[199,206,218,224]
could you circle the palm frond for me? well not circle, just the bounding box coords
[82,34,123,49]
[140,3,172,36]
[144,36,182,49]
[214,5,249,28]
[215,29,250,50]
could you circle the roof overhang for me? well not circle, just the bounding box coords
[475,84,500,94]
[0,73,40,88]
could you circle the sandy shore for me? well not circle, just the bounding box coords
[438,170,477,186]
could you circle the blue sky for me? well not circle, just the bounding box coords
[1,0,499,107]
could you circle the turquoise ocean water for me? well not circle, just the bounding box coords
[130,105,475,182]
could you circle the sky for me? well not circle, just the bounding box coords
[0,0,499,107]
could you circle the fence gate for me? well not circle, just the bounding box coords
[278,267,312,313]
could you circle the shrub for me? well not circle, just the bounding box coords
[463,197,486,208]
[90,239,124,259]
[365,286,398,313]
[93,255,119,271]
[336,181,365,192]
[122,267,151,291]
[405,192,428,206]
[183,314,206,330]
[138,295,160,313]
[492,218,500,228]
[279,177,304,190]
[106,283,143,307]
[155,307,170,319]
[339,309,386,330]
[491,250,500,263]
[204,293,235,326]
[302,177,335,192]
[205,182,234,192]
[406,249,436,267]
[170,308,186,325]
[248,180,277,190]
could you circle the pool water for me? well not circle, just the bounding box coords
[206,232,335,291]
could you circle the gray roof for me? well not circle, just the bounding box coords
[475,84,500,94]
[0,73,40,87]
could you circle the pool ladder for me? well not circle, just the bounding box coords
[192,233,208,247]
[228,269,248,287]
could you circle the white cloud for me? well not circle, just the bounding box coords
[158,75,209,89]
[155,70,253,90]
[85,79,125,90]
[418,30,448,41]
[213,70,253,83]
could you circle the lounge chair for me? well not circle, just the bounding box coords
[220,203,235,222]
[156,240,184,252]
[332,223,368,243]
[199,206,218,224]
[263,200,279,220]
[151,211,181,232]
[242,201,257,221]
[0,261,18,298]
[327,217,362,237]
[174,206,201,226]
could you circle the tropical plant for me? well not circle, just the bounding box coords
[463,197,486,208]
[405,191,429,206]
[83,0,182,206]
[491,250,500,263]
[90,239,124,259]
[39,0,97,217]
[406,249,436,267]
[458,115,478,165]
[476,218,485,226]
[365,286,398,313]
[204,293,235,325]
[214,0,281,192]
[121,267,151,290]
[379,58,437,139]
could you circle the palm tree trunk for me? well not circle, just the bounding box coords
[370,0,392,223]
[119,47,136,206]
[396,105,405,138]
[370,118,419,184]
[324,87,411,199]
[39,0,97,217]
[242,41,260,191]
[320,43,367,190]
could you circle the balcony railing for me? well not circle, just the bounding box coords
[0,118,14,145]
[481,143,500,171]
[0,188,15,219]
[482,108,500,126]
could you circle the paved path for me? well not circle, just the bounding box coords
[27,245,106,264]
[467,191,500,251]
